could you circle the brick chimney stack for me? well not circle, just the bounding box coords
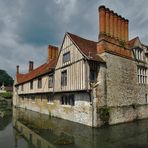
[117,15,122,40]
[16,65,19,74]
[29,61,34,72]
[125,19,129,42]
[105,8,110,36]
[48,45,58,61]
[99,6,106,35]
[98,5,129,43]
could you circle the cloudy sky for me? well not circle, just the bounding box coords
[0,0,148,78]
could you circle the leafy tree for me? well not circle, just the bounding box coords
[0,69,13,86]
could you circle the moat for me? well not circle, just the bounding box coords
[1,107,148,148]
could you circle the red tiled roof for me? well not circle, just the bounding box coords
[67,32,105,62]
[16,59,57,85]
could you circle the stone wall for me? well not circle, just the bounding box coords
[16,92,93,126]
[100,52,148,125]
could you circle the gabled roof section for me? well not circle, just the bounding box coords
[16,59,57,85]
[67,32,105,63]
[128,37,142,48]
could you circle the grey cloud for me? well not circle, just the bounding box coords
[0,0,148,78]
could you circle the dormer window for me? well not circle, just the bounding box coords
[133,48,143,61]
[63,52,70,63]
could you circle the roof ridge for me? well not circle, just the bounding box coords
[67,32,97,43]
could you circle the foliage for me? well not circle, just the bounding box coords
[0,69,13,86]
[100,106,110,124]
[0,92,12,99]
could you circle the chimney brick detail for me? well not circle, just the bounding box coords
[16,65,19,74]
[98,5,131,59]
[98,5,129,42]
[48,45,58,61]
[29,61,34,72]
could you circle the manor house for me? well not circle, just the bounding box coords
[13,5,148,127]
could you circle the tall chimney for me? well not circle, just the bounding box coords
[121,18,125,42]
[29,61,34,72]
[48,45,58,61]
[105,8,110,36]
[99,6,106,36]
[16,65,19,74]
[117,15,121,40]
[98,5,129,44]
[109,10,114,37]
[113,13,118,39]
[125,19,129,42]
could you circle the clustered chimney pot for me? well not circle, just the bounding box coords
[99,5,129,42]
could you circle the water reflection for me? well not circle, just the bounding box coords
[0,106,11,130]
[12,107,148,148]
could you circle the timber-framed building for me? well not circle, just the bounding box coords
[13,5,148,127]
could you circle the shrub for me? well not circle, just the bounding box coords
[0,92,12,99]
[100,106,110,124]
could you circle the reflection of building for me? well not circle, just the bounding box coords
[13,5,148,127]
[13,108,148,148]
[13,108,92,148]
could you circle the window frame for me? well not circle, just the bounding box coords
[37,77,42,89]
[48,75,53,88]
[63,51,70,63]
[60,94,75,106]
[61,70,67,86]
[30,80,33,90]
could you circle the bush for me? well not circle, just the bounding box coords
[100,106,110,124]
[0,92,12,99]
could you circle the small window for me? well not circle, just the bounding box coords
[31,95,35,101]
[30,81,33,89]
[63,52,70,63]
[21,85,24,91]
[61,70,67,86]
[60,94,75,106]
[47,94,53,103]
[134,48,143,61]
[90,70,97,82]
[22,96,24,100]
[146,94,148,103]
[38,78,42,88]
[48,75,53,88]
[137,66,147,84]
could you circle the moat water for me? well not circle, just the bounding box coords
[1,106,148,148]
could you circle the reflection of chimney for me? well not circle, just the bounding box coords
[48,45,58,61]
[29,61,34,72]
[99,6,106,35]
[16,65,19,74]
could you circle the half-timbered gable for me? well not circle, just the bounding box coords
[55,32,104,92]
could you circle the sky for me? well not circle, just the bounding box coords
[0,0,148,78]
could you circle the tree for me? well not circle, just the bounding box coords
[0,69,13,86]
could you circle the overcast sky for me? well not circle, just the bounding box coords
[0,0,148,78]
